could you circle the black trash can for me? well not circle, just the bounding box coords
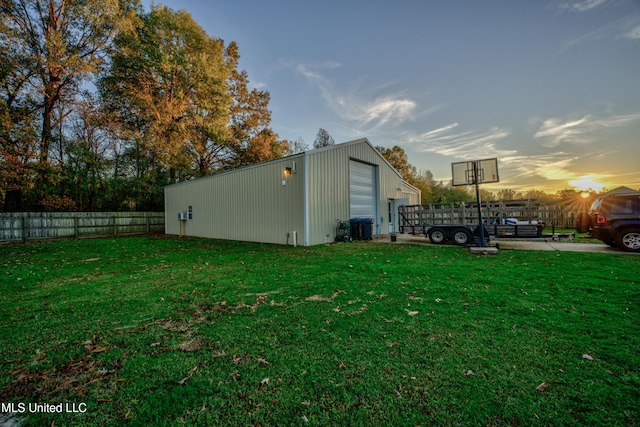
[349,218,361,240]
[360,218,374,240]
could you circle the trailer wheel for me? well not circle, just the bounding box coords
[428,228,447,244]
[452,228,472,246]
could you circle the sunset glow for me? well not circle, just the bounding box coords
[569,176,605,192]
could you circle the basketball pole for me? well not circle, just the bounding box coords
[473,161,486,247]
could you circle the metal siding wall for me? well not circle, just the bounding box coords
[165,140,410,246]
[306,148,350,245]
[164,156,304,245]
[402,182,421,205]
[306,141,407,245]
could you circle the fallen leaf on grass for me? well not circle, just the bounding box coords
[149,342,161,347]
[339,362,346,370]
[464,370,474,376]
[178,376,190,385]
[536,382,548,393]
[301,401,311,407]
[582,354,594,361]
[406,310,419,316]
[305,295,331,302]
[260,377,269,386]
[178,338,206,353]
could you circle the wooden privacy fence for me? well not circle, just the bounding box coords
[399,199,575,233]
[0,212,165,243]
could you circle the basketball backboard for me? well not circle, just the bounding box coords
[451,158,499,186]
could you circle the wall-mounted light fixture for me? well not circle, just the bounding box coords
[285,167,292,176]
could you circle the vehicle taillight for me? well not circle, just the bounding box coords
[595,214,606,226]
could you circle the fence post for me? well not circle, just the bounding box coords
[113,215,117,236]
[22,214,27,243]
[74,216,79,239]
[146,215,150,234]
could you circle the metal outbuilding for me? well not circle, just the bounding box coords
[164,138,421,246]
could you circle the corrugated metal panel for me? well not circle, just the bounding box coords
[165,138,415,246]
[304,147,349,245]
[305,139,409,245]
[165,155,305,245]
[402,181,421,205]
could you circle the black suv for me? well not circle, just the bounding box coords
[577,192,640,252]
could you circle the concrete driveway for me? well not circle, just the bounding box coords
[380,233,639,255]
[492,239,639,254]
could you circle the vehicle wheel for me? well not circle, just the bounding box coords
[615,228,640,252]
[428,228,447,244]
[576,211,589,233]
[452,228,472,246]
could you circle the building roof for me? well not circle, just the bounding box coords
[601,186,640,196]
[165,138,407,188]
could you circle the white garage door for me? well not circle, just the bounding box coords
[349,160,377,219]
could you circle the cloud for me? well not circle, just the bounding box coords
[533,116,591,147]
[556,14,640,53]
[410,124,515,160]
[626,25,640,40]
[367,99,416,127]
[556,0,611,12]
[500,153,579,181]
[291,61,417,132]
[533,112,640,147]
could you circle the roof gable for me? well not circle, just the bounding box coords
[601,186,640,196]
[307,138,403,179]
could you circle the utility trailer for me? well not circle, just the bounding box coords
[424,223,544,246]
[398,204,545,246]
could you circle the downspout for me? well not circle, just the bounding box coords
[303,152,310,246]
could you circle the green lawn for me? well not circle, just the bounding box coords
[1,237,639,426]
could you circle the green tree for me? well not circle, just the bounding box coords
[225,42,285,168]
[106,5,230,174]
[99,5,233,208]
[1,0,138,196]
[60,97,113,210]
[377,145,417,180]
[376,145,436,204]
[313,128,335,149]
[284,137,308,155]
[497,188,517,201]
[1,0,138,210]
[0,51,39,210]
[523,189,557,205]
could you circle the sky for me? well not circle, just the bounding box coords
[146,0,640,194]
